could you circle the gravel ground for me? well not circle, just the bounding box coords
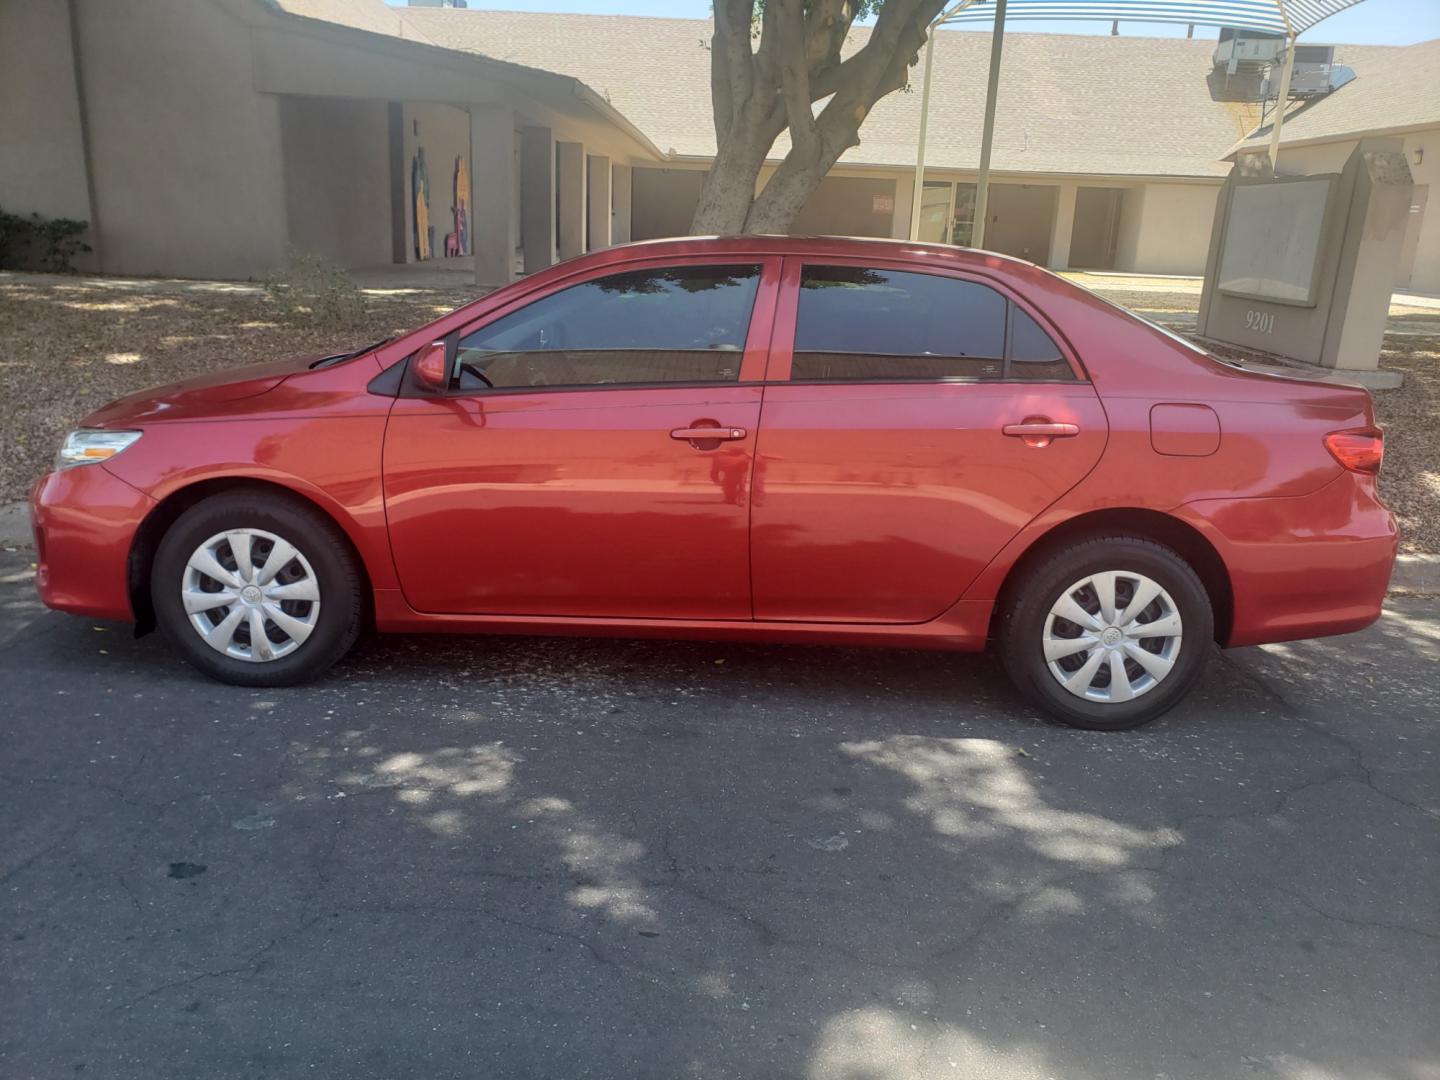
[3,268,1437,552]
[0,272,475,502]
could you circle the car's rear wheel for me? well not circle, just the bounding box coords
[998,536,1213,730]
[151,491,363,686]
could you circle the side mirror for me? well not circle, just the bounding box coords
[412,340,450,392]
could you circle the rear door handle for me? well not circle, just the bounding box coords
[1002,422,1079,438]
[670,426,747,441]
[1002,420,1079,448]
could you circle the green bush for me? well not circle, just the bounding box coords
[0,206,92,272]
[260,251,368,326]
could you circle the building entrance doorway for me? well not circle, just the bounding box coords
[1069,187,1126,270]
[918,180,1056,264]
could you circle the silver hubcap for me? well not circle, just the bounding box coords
[1043,570,1182,704]
[181,528,321,663]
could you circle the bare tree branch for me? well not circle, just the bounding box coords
[693,0,947,235]
[776,0,821,167]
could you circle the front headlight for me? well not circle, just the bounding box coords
[56,429,143,470]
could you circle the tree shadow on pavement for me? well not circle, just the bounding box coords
[2,576,1437,1080]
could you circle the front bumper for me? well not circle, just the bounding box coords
[30,465,155,621]
[1178,471,1398,648]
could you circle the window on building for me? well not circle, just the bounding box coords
[453,264,761,390]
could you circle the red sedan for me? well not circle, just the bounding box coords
[29,237,1396,730]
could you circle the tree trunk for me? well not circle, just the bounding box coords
[744,155,828,234]
[692,0,944,237]
[691,133,772,234]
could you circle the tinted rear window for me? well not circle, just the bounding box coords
[792,266,1074,382]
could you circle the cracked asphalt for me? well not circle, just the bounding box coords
[1,546,1437,1080]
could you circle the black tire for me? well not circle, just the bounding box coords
[150,490,364,687]
[998,536,1213,731]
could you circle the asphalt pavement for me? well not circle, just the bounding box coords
[2,547,1436,1080]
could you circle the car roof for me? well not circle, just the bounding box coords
[563,234,1037,273]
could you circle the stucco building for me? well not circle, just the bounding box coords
[1,0,1435,291]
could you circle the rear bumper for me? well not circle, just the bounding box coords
[1178,472,1398,648]
[30,465,154,621]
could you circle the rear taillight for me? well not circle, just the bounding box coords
[1324,428,1384,475]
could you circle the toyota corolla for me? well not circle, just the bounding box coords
[30,237,1397,730]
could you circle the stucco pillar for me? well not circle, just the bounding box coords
[1049,182,1078,270]
[470,106,515,288]
[891,175,915,240]
[520,125,554,274]
[587,153,611,251]
[557,141,586,260]
[388,103,408,264]
[612,164,633,243]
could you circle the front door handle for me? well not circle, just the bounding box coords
[670,426,747,442]
[1002,419,1079,448]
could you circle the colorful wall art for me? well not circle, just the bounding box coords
[412,147,432,261]
[445,154,470,258]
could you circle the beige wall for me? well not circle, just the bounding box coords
[1280,128,1440,294]
[793,175,898,238]
[1113,182,1220,275]
[633,167,706,239]
[280,96,392,269]
[633,169,897,240]
[633,165,1221,276]
[985,184,1058,265]
[1114,188,1146,271]
[0,0,651,282]
[69,0,288,279]
[0,0,93,250]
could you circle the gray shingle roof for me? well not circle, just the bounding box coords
[270,0,435,41]
[401,9,1259,177]
[1234,38,1440,152]
[383,7,1432,178]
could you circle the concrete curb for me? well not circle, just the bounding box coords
[2,499,1436,592]
[1391,553,1440,594]
[0,501,30,550]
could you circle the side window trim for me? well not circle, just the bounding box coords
[405,256,783,397]
[767,256,1086,386]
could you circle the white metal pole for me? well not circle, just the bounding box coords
[907,28,938,241]
[1266,31,1298,176]
[971,0,1007,250]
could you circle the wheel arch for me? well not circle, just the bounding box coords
[991,507,1234,646]
[127,476,375,635]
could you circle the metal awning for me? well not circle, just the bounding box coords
[907,0,1371,245]
[940,0,1366,34]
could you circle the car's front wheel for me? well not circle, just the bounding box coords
[151,490,364,686]
[998,536,1214,730]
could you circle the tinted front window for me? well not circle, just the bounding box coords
[454,264,760,390]
[792,266,1074,382]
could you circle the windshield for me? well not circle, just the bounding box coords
[310,337,393,369]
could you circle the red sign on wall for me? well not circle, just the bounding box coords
[872,194,896,215]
